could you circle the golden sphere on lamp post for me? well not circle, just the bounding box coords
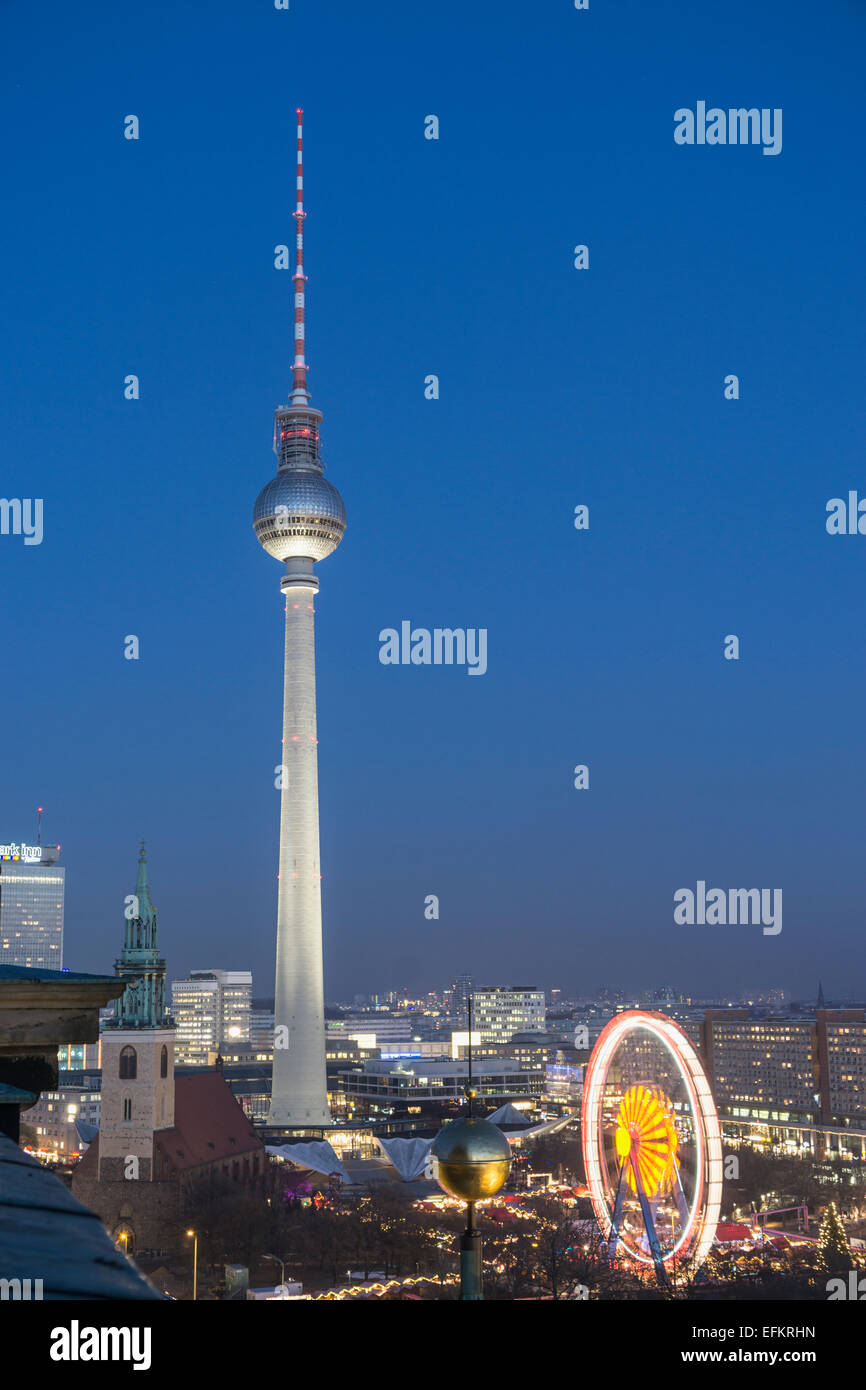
[430,1114,512,1203]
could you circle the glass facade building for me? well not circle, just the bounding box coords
[0,843,64,968]
[171,969,253,1065]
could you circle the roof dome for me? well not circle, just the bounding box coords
[253,471,346,562]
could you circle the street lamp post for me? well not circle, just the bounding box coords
[428,997,512,1301]
[264,1253,287,1297]
[186,1229,198,1301]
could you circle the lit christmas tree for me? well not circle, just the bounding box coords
[817,1202,852,1273]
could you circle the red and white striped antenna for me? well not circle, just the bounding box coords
[291,108,309,406]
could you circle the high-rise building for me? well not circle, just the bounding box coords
[252,111,346,1126]
[474,987,546,1045]
[701,1007,866,1142]
[448,973,474,1024]
[172,974,217,1064]
[172,969,253,1065]
[0,840,64,969]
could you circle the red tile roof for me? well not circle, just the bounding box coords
[154,1073,263,1172]
[75,1072,264,1180]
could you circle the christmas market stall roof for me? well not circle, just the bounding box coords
[713,1222,754,1243]
[0,1133,163,1299]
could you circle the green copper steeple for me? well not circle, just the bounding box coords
[108,842,172,1029]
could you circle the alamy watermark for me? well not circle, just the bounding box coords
[0,498,43,545]
[50,1322,151,1370]
[826,492,866,534]
[0,1277,43,1300]
[827,1271,866,1300]
[674,880,782,935]
[379,623,487,676]
[674,103,782,156]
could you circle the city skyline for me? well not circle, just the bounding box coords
[3,0,865,1005]
[0,820,857,1003]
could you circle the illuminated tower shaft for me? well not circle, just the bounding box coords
[272,565,329,1124]
[253,111,346,1125]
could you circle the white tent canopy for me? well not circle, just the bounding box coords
[376,1136,433,1181]
[501,1112,577,1144]
[266,1141,351,1183]
[485,1103,531,1128]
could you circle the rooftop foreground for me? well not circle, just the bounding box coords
[0,961,162,1298]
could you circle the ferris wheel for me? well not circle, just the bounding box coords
[581,1010,723,1284]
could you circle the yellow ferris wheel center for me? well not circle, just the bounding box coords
[614,1084,679,1199]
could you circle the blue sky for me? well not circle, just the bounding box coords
[2,0,864,1001]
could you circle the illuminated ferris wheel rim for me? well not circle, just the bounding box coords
[581,1010,723,1269]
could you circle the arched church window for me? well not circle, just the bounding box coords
[160,1044,168,1078]
[119,1045,137,1079]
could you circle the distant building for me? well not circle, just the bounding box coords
[448,973,474,1023]
[172,969,253,1065]
[0,841,64,969]
[338,1057,542,1123]
[23,1082,101,1158]
[544,1059,584,1106]
[473,987,546,1044]
[57,1040,102,1071]
[207,1034,383,1124]
[701,1007,866,1152]
[250,1005,275,1049]
[327,1015,414,1050]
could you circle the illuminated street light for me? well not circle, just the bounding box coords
[186,1229,198,1301]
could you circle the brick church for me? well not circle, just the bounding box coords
[72,846,264,1254]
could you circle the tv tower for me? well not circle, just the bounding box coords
[253,111,346,1126]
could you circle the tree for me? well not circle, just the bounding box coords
[816,1202,852,1273]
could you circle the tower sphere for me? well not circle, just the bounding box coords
[253,471,346,562]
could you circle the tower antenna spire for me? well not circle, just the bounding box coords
[291,108,309,406]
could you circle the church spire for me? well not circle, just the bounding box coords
[817,979,826,1010]
[109,843,171,1029]
[129,840,157,949]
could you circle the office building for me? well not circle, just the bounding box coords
[0,841,64,969]
[701,1008,866,1150]
[22,1084,101,1159]
[172,969,252,1065]
[473,986,546,1044]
